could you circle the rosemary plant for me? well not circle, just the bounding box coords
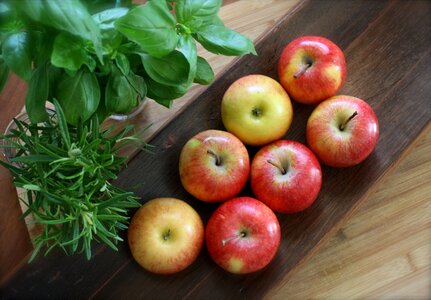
[0,100,147,262]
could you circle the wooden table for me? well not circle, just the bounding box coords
[1,0,430,298]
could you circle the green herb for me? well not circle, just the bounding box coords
[0,100,149,262]
[0,0,256,125]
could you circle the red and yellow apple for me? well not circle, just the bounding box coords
[179,129,249,202]
[278,36,346,104]
[205,197,281,274]
[128,198,204,274]
[306,95,379,167]
[250,140,322,213]
[221,74,293,146]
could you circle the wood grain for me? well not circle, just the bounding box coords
[270,127,431,299]
[2,0,430,298]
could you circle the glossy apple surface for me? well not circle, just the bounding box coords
[221,74,293,146]
[251,140,322,213]
[179,130,249,202]
[306,95,379,167]
[278,36,346,104]
[205,197,281,274]
[128,198,204,274]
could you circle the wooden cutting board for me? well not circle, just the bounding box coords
[2,0,430,298]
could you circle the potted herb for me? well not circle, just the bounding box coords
[0,0,256,125]
[0,0,256,260]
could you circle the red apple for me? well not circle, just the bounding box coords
[306,95,379,167]
[221,74,293,146]
[250,140,322,213]
[278,36,346,104]
[205,197,281,274]
[179,129,250,202]
[128,198,204,274]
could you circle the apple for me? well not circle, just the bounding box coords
[221,74,293,146]
[250,140,322,213]
[278,36,346,105]
[179,129,250,202]
[128,197,204,274]
[306,95,379,167]
[205,197,281,274]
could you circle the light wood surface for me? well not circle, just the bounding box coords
[0,1,430,298]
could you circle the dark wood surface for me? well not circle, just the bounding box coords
[2,0,430,298]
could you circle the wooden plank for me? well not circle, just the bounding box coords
[270,127,431,299]
[2,0,431,298]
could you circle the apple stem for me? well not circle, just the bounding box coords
[293,63,311,78]
[267,159,288,175]
[163,229,171,241]
[339,111,358,131]
[207,149,222,166]
[222,231,247,246]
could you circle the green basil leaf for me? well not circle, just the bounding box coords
[26,63,49,123]
[177,34,197,84]
[155,99,173,109]
[17,0,103,63]
[145,76,188,104]
[141,51,189,87]
[194,56,214,85]
[194,24,257,56]
[115,1,178,58]
[0,57,10,92]
[47,64,63,100]
[31,30,54,67]
[175,0,221,30]
[126,71,146,99]
[2,31,32,81]
[55,69,100,126]
[115,53,130,76]
[51,33,96,72]
[92,7,128,52]
[105,71,138,114]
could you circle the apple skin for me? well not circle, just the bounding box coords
[306,95,379,167]
[128,198,204,275]
[205,197,281,274]
[221,74,293,146]
[278,36,346,105]
[250,140,322,213]
[179,129,250,202]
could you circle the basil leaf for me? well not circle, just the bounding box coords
[105,71,138,114]
[0,57,9,92]
[55,69,100,126]
[2,31,32,81]
[126,71,147,99]
[52,33,96,72]
[141,51,189,87]
[26,63,49,123]
[115,1,178,58]
[115,53,130,76]
[16,0,103,63]
[92,7,128,52]
[194,56,214,85]
[145,76,188,104]
[31,30,54,67]
[175,0,221,30]
[177,34,197,84]
[194,25,257,56]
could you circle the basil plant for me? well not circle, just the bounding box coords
[0,0,256,126]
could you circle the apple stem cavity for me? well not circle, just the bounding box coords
[339,111,358,131]
[267,159,288,175]
[207,149,222,166]
[163,229,171,241]
[222,231,248,246]
[293,62,312,78]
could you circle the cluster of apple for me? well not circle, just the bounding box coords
[127,36,379,276]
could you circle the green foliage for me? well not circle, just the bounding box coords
[0,100,149,261]
[0,0,256,126]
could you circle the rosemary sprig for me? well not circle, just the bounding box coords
[0,100,149,262]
